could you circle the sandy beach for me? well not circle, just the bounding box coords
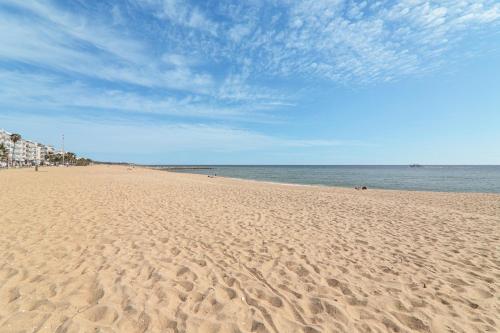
[0,165,498,333]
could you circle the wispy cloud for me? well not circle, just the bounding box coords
[0,1,220,95]
[0,0,290,120]
[128,0,500,83]
[1,0,499,162]
[139,0,219,35]
[0,0,500,92]
[0,69,271,121]
[211,0,500,82]
[2,0,498,107]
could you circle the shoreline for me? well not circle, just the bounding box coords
[160,167,500,196]
[4,164,500,196]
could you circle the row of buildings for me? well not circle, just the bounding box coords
[0,129,58,167]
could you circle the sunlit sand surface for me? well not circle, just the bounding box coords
[0,166,498,332]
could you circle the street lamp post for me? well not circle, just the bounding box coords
[62,134,65,166]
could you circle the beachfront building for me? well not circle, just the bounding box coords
[13,140,26,165]
[0,129,14,165]
[0,129,59,167]
[0,130,12,161]
[1,129,26,165]
[25,141,32,162]
[25,140,36,165]
[38,143,52,164]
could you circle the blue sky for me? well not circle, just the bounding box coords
[0,0,499,164]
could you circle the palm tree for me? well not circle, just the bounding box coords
[65,152,76,165]
[46,151,54,164]
[0,143,7,166]
[10,133,21,167]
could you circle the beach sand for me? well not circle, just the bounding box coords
[0,165,498,333]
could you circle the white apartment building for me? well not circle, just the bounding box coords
[0,130,12,161]
[25,140,38,165]
[13,140,26,164]
[38,143,50,163]
[0,129,55,166]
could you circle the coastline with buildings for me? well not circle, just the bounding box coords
[0,128,92,168]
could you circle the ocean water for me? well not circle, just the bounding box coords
[164,165,500,193]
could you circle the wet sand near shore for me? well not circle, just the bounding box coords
[0,165,499,332]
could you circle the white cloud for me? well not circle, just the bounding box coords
[228,24,252,42]
[140,0,218,34]
[0,0,297,111]
[0,69,248,119]
[111,5,125,26]
[162,53,193,67]
[0,0,146,63]
[0,0,215,94]
[209,0,500,83]
[3,0,497,96]
[0,69,293,125]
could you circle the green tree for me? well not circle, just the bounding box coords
[10,133,21,166]
[65,152,77,165]
[46,151,52,164]
[76,158,93,166]
[0,143,7,165]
